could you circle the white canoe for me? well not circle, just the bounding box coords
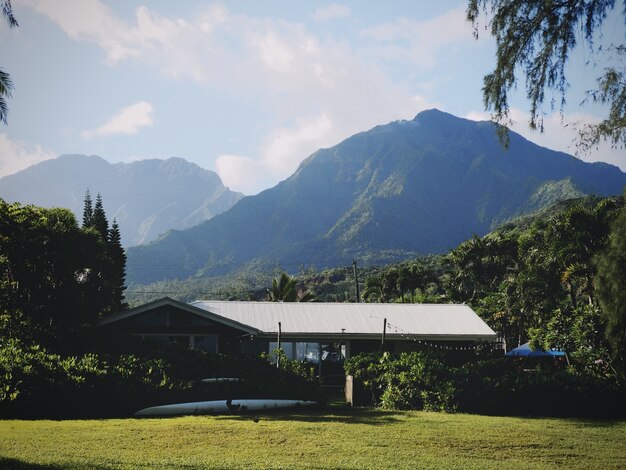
[200,377,242,383]
[134,399,318,417]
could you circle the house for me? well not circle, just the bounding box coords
[97,297,497,362]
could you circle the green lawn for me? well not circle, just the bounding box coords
[1,406,625,469]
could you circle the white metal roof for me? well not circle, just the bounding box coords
[190,301,496,341]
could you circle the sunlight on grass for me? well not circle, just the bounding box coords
[1,408,625,469]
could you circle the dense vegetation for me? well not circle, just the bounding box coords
[129,194,626,391]
[342,194,626,416]
[0,338,321,419]
[0,196,125,349]
[0,196,321,418]
[345,350,624,418]
[358,195,626,386]
[3,192,626,417]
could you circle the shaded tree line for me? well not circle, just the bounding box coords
[0,191,126,349]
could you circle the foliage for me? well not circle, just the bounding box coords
[130,194,625,391]
[0,337,322,419]
[467,0,626,150]
[107,219,127,312]
[362,257,443,303]
[0,337,170,418]
[0,0,17,125]
[82,188,93,227]
[91,192,109,240]
[266,348,318,383]
[0,69,12,125]
[266,272,315,302]
[0,197,127,347]
[442,196,624,382]
[594,202,626,385]
[345,352,625,418]
[1,200,104,343]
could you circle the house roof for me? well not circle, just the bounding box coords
[98,297,497,342]
[97,297,258,334]
[190,300,497,341]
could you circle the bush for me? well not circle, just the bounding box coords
[0,338,323,419]
[345,351,461,411]
[345,352,626,418]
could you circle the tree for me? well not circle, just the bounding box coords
[78,191,127,315]
[0,199,110,345]
[1,196,129,347]
[82,189,93,228]
[467,0,625,150]
[107,219,127,312]
[91,193,109,240]
[594,201,626,385]
[267,272,315,302]
[0,0,18,125]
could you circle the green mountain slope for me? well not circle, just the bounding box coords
[127,109,626,284]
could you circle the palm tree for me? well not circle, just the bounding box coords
[267,272,315,302]
[0,69,13,124]
[1,0,18,125]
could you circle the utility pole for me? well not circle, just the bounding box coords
[353,259,360,303]
[276,321,282,367]
[381,318,387,350]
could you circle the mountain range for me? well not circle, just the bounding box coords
[126,109,626,285]
[0,155,243,246]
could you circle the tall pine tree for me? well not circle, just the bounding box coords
[107,219,127,312]
[92,193,109,240]
[81,191,127,314]
[82,189,93,228]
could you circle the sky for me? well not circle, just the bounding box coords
[1,0,624,195]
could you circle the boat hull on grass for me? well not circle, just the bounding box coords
[135,399,318,417]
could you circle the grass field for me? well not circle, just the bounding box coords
[1,406,625,469]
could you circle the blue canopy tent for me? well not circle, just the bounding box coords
[505,342,566,357]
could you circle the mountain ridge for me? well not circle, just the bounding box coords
[0,154,244,246]
[126,109,626,285]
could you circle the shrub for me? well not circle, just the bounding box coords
[345,351,461,412]
[345,352,626,417]
[0,338,323,419]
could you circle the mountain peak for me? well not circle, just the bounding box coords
[126,111,626,284]
[413,108,460,121]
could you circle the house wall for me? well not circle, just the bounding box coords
[100,305,248,353]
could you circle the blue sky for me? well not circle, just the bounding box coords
[1,0,624,194]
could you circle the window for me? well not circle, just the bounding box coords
[139,334,218,353]
[193,335,218,353]
[268,342,322,363]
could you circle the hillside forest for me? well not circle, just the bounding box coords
[1,192,625,417]
[128,194,626,388]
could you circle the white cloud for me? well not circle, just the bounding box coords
[25,0,140,63]
[216,115,335,195]
[261,113,333,174]
[361,7,475,70]
[312,4,352,22]
[465,108,626,171]
[215,154,264,195]
[82,101,154,139]
[0,134,55,177]
[26,1,461,192]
